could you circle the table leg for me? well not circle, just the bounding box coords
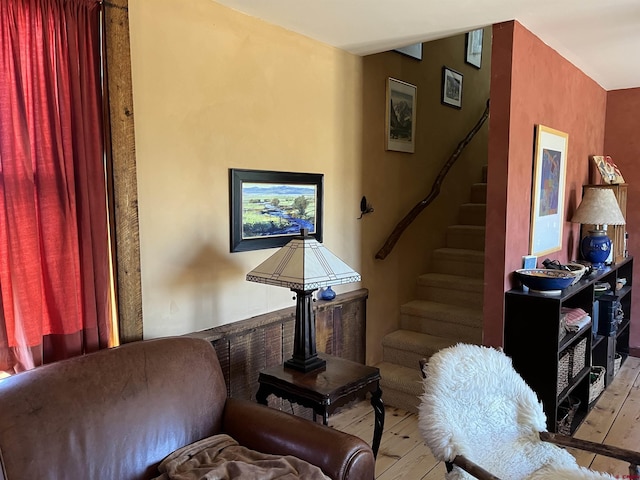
[370,385,384,459]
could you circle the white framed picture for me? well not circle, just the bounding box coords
[385,77,417,153]
[465,29,483,68]
[442,67,463,109]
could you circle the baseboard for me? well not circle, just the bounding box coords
[628,347,640,358]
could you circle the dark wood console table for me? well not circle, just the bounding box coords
[256,353,384,458]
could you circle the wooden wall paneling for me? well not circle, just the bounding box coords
[283,317,295,361]
[315,302,334,355]
[229,329,265,400]
[263,323,284,410]
[264,323,283,367]
[184,288,369,413]
[340,298,366,363]
[212,339,231,397]
[332,305,343,358]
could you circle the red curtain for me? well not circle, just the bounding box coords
[0,0,110,372]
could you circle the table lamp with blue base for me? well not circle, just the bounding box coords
[571,187,626,270]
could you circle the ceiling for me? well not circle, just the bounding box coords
[212,0,640,91]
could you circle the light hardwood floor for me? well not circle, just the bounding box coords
[329,355,640,479]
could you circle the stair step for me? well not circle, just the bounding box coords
[459,203,486,226]
[382,330,457,370]
[432,248,484,278]
[400,300,483,343]
[377,362,425,414]
[416,273,484,308]
[446,225,485,251]
[470,183,487,204]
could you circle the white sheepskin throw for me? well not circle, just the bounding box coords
[417,344,615,480]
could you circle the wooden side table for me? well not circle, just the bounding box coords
[256,353,384,458]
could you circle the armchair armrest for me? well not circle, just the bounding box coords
[222,398,375,480]
[449,455,502,480]
[540,431,640,473]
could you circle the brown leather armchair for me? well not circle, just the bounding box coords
[0,337,374,480]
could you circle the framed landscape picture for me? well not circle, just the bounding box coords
[229,169,324,252]
[529,125,569,257]
[386,77,417,153]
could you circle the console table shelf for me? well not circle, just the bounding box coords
[505,257,633,434]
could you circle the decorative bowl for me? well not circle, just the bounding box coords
[515,269,577,292]
[566,262,587,285]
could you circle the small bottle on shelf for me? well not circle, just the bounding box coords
[624,232,629,257]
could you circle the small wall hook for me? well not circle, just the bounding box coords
[357,196,374,219]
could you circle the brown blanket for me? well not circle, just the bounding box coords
[153,434,330,480]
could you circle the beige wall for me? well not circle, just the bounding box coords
[128,0,491,364]
[129,0,364,339]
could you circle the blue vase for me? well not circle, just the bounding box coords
[580,230,611,269]
[320,286,336,300]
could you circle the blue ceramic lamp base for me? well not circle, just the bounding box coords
[580,230,611,270]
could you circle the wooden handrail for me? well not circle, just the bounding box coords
[375,99,490,260]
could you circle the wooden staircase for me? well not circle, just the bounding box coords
[376,174,487,413]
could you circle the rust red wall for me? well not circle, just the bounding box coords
[604,88,640,352]
[485,21,608,347]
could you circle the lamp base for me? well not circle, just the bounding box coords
[283,288,327,373]
[284,355,326,373]
[581,230,611,270]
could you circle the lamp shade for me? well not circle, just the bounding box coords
[246,231,361,290]
[571,188,626,226]
[246,229,360,372]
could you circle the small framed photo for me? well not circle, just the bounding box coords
[441,67,463,109]
[229,169,323,252]
[386,77,417,153]
[522,255,538,269]
[465,29,483,69]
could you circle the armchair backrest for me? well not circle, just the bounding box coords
[0,337,227,480]
[418,343,549,462]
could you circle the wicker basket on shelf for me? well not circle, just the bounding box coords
[571,338,588,379]
[589,366,606,404]
[557,350,571,394]
[557,396,581,435]
[614,353,622,376]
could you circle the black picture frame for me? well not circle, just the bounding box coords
[465,29,483,69]
[441,66,463,109]
[229,169,324,252]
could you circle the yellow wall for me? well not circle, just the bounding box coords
[129,0,364,338]
[129,0,490,364]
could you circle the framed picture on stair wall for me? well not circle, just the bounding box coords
[529,125,569,257]
[385,77,417,153]
[441,67,463,109]
[465,29,484,68]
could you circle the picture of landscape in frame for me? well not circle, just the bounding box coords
[229,169,324,252]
